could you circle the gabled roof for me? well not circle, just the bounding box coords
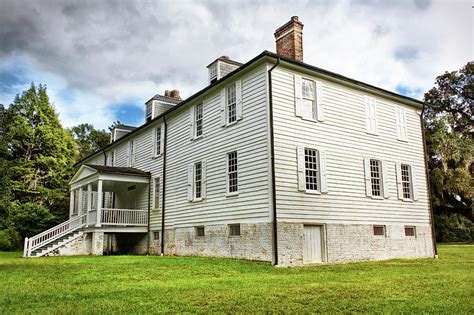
[75,50,424,167]
[147,94,182,105]
[85,164,150,176]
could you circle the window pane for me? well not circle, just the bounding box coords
[195,104,203,137]
[305,148,319,191]
[405,226,415,237]
[196,226,205,237]
[302,79,315,99]
[370,159,382,197]
[401,164,412,199]
[373,226,385,236]
[154,178,160,209]
[228,151,238,193]
[229,224,240,236]
[156,127,161,155]
[227,84,237,124]
[195,162,202,199]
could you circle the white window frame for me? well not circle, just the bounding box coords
[364,158,389,199]
[153,177,160,210]
[155,126,162,157]
[294,75,324,122]
[187,160,206,202]
[373,225,386,237]
[404,225,416,237]
[226,83,237,125]
[297,146,328,194]
[226,150,239,196]
[365,96,378,135]
[220,80,242,127]
[194,161,203,200]
[396,163,417,202]
[195,103,203,139]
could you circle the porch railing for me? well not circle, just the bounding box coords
[24,214,87,257]
[101,208,148,226]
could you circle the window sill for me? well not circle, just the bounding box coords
[191,197,204,203]
[304,190,321,195]
[226,191,240,197]
[402,198,414,203]
[152,153,163,159]
[224,120,239,128]
[366,131,379,136]
[192,135,204,141]
[397,138,408,143]
[298,116,322,123]
[228,235,241,238]
[370,196,384,200]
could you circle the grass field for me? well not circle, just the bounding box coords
[0,244,472,313]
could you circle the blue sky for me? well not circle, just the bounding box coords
[0,0,472,129]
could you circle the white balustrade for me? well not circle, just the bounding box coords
[101,208,148,226]
[24,214,87,257]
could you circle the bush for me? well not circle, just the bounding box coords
[0,227,21,251]
[434,213,473,243]
[12,202,55,238]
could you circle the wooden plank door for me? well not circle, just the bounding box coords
[303,225,323,264]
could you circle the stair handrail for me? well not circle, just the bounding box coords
[24,214,87,257]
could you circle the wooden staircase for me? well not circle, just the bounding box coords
[23,214,87,258]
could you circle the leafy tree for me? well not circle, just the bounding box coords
[2,83,77,237]
[423,62,473,224]
[70,123,110,162]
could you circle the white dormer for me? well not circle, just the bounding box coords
[207,56,242,85]
[145,90,181,122]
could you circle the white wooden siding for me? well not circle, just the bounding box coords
[271,66,430,225]
[165,65,270,228]
[80,64,270,230]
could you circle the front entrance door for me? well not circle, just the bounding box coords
[126,185,136,209]
[303,225,324,264]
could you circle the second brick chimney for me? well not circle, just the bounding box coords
[274,16,304,62]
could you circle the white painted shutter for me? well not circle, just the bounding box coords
[220,89,226,126]
[395,107,401,139]
[189,106,195,140]
[400,108,407,140]
[411,165,418,201]
[316,81,324,121]
[236,79,243,120]
[202,160,207,199]
[297,146,305,191]
[382,160,389,198]
[364,158,372,197]
[294,74,302,117]
[372,98,378,134]
[160,124,165,154]
[319,150,328,193]
[187,164,193,201]
[396,163,403,200]
[365,97,371,133]
[151,129,156,156]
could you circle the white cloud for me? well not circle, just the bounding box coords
[0,0,471,129]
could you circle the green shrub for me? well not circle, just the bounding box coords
[0,228,21,251]
[434,213,473,243]
[12,202,55,238]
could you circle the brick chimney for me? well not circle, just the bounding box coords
[274,16,304,62]
[169,89,181,100]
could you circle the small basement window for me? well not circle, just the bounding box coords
[405,226,416,237]
[373,225,385,236]
[153,232,160,241]
[196,226,205,237]
[229,224,241,236]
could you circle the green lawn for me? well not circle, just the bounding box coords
[0,244,472,313]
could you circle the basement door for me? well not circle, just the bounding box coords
[303,225,324,264]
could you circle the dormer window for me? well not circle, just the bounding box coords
[146,102,153,122]
[209,64,218,84]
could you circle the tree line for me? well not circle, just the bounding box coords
[0,63,472,250]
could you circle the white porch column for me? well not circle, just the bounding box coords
[69,190,75,218]
[96,179,103,227]
[77,187,83,216]
[86,184,92,227]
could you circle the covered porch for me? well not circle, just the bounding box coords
[69,165,151,230]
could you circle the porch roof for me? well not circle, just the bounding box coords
[69,164,150,190]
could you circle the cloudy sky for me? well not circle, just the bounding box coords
[0,0,472,129]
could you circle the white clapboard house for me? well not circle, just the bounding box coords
[24,17,436,266]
